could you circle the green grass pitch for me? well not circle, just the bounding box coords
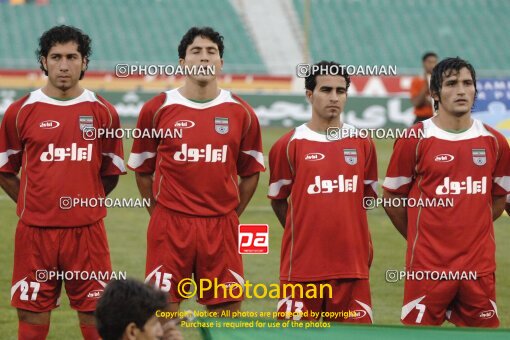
[0,127,508,339]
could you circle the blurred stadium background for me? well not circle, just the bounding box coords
[0,0,509,339]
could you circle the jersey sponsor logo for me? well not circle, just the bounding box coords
[304,152,325,161]
[174,120,195,129]
[238,224,269,254]
[479,310,496,319]
[39,120,60,129]
[173,144,227,163]
[472,149,486,166]
[435,176,487,195]
[344,149,357,165]
[79,116,94,131]
[40,143,93,162]
[215,117,229,134]
[307,175,358,194]
[434,154,454,162]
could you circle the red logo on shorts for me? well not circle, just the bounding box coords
[238,224,269,254]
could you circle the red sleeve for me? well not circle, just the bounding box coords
[232,94,265,176]
[489,128,510,196]
[96,95,126,176]
[382,126,422,195]
[364,138,378,198]
[0,95,28,174]
[268,131,294,199]
[127,93,166,173]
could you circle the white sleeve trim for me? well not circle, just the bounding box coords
[0,149,21,168]
[268,179,292,197]
[364,179,378,194]
[383,176,412,190]
[242,150,265,168]
[127,152,156,169]
[102,152,126,173]
[494,176,510,191]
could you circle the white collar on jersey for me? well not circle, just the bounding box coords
[291,122,356,143]
[422,118,494,141]
[22,88,97,108]
[162,88,238,109]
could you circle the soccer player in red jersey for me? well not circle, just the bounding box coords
[0,26,125,339]
[128,27,264,314]
[383,57,510,327]
[268,61,378,323]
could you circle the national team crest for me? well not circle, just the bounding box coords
[344,149,357,165]
[215,117,229,134]
[79,116,93,131]
[472,148,486,166]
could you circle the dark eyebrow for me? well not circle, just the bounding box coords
[320,86,333,91]
[49,52,79,56]
[320,86,346,91]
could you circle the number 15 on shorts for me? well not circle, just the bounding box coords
[238,224,269,254]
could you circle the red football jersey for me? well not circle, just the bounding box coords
[127,89,265,216]
[0,89,126,227]
[383,119,510,275]
[268,124,378,281]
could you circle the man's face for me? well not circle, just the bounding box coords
[433,67,476,116]
[423,56,438,74]
[41,41,86,92]
[131,316,163,340]
[179,36,223,83]
[306,75,348,121]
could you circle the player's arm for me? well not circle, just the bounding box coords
[97,96,126,196]
[127,95,165,216]
[270,199,288,228]
[382,134,419,240]
[101,175,119,196]
[0,172,20,202]
[135,172,155,215]
[0,100,24,203]
[267,132,294,228]
[506,201,510,216]
[236,172,259,217]
[491,132,510,219]
[235,98,265,217]
[383,190,408,239]
[492,195,506,220]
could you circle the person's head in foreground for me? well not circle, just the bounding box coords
[429,56,477,114]
[305,60,351,122]
[95,279,168,340]
[178,26,224,84]
[37,25,91,93]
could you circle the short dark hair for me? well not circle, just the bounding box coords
[422,52,438,62]
[305,60,351,92]
[430,57,477,111]
[178,26,224,59]
[36,25,92,80]
[95,279,167,340]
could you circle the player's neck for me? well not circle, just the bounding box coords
[179,79,220,101]
[41,84,84,100]
[432,112,473,132]
[307,116,342,134]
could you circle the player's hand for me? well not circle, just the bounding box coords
[162,319,184,340]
